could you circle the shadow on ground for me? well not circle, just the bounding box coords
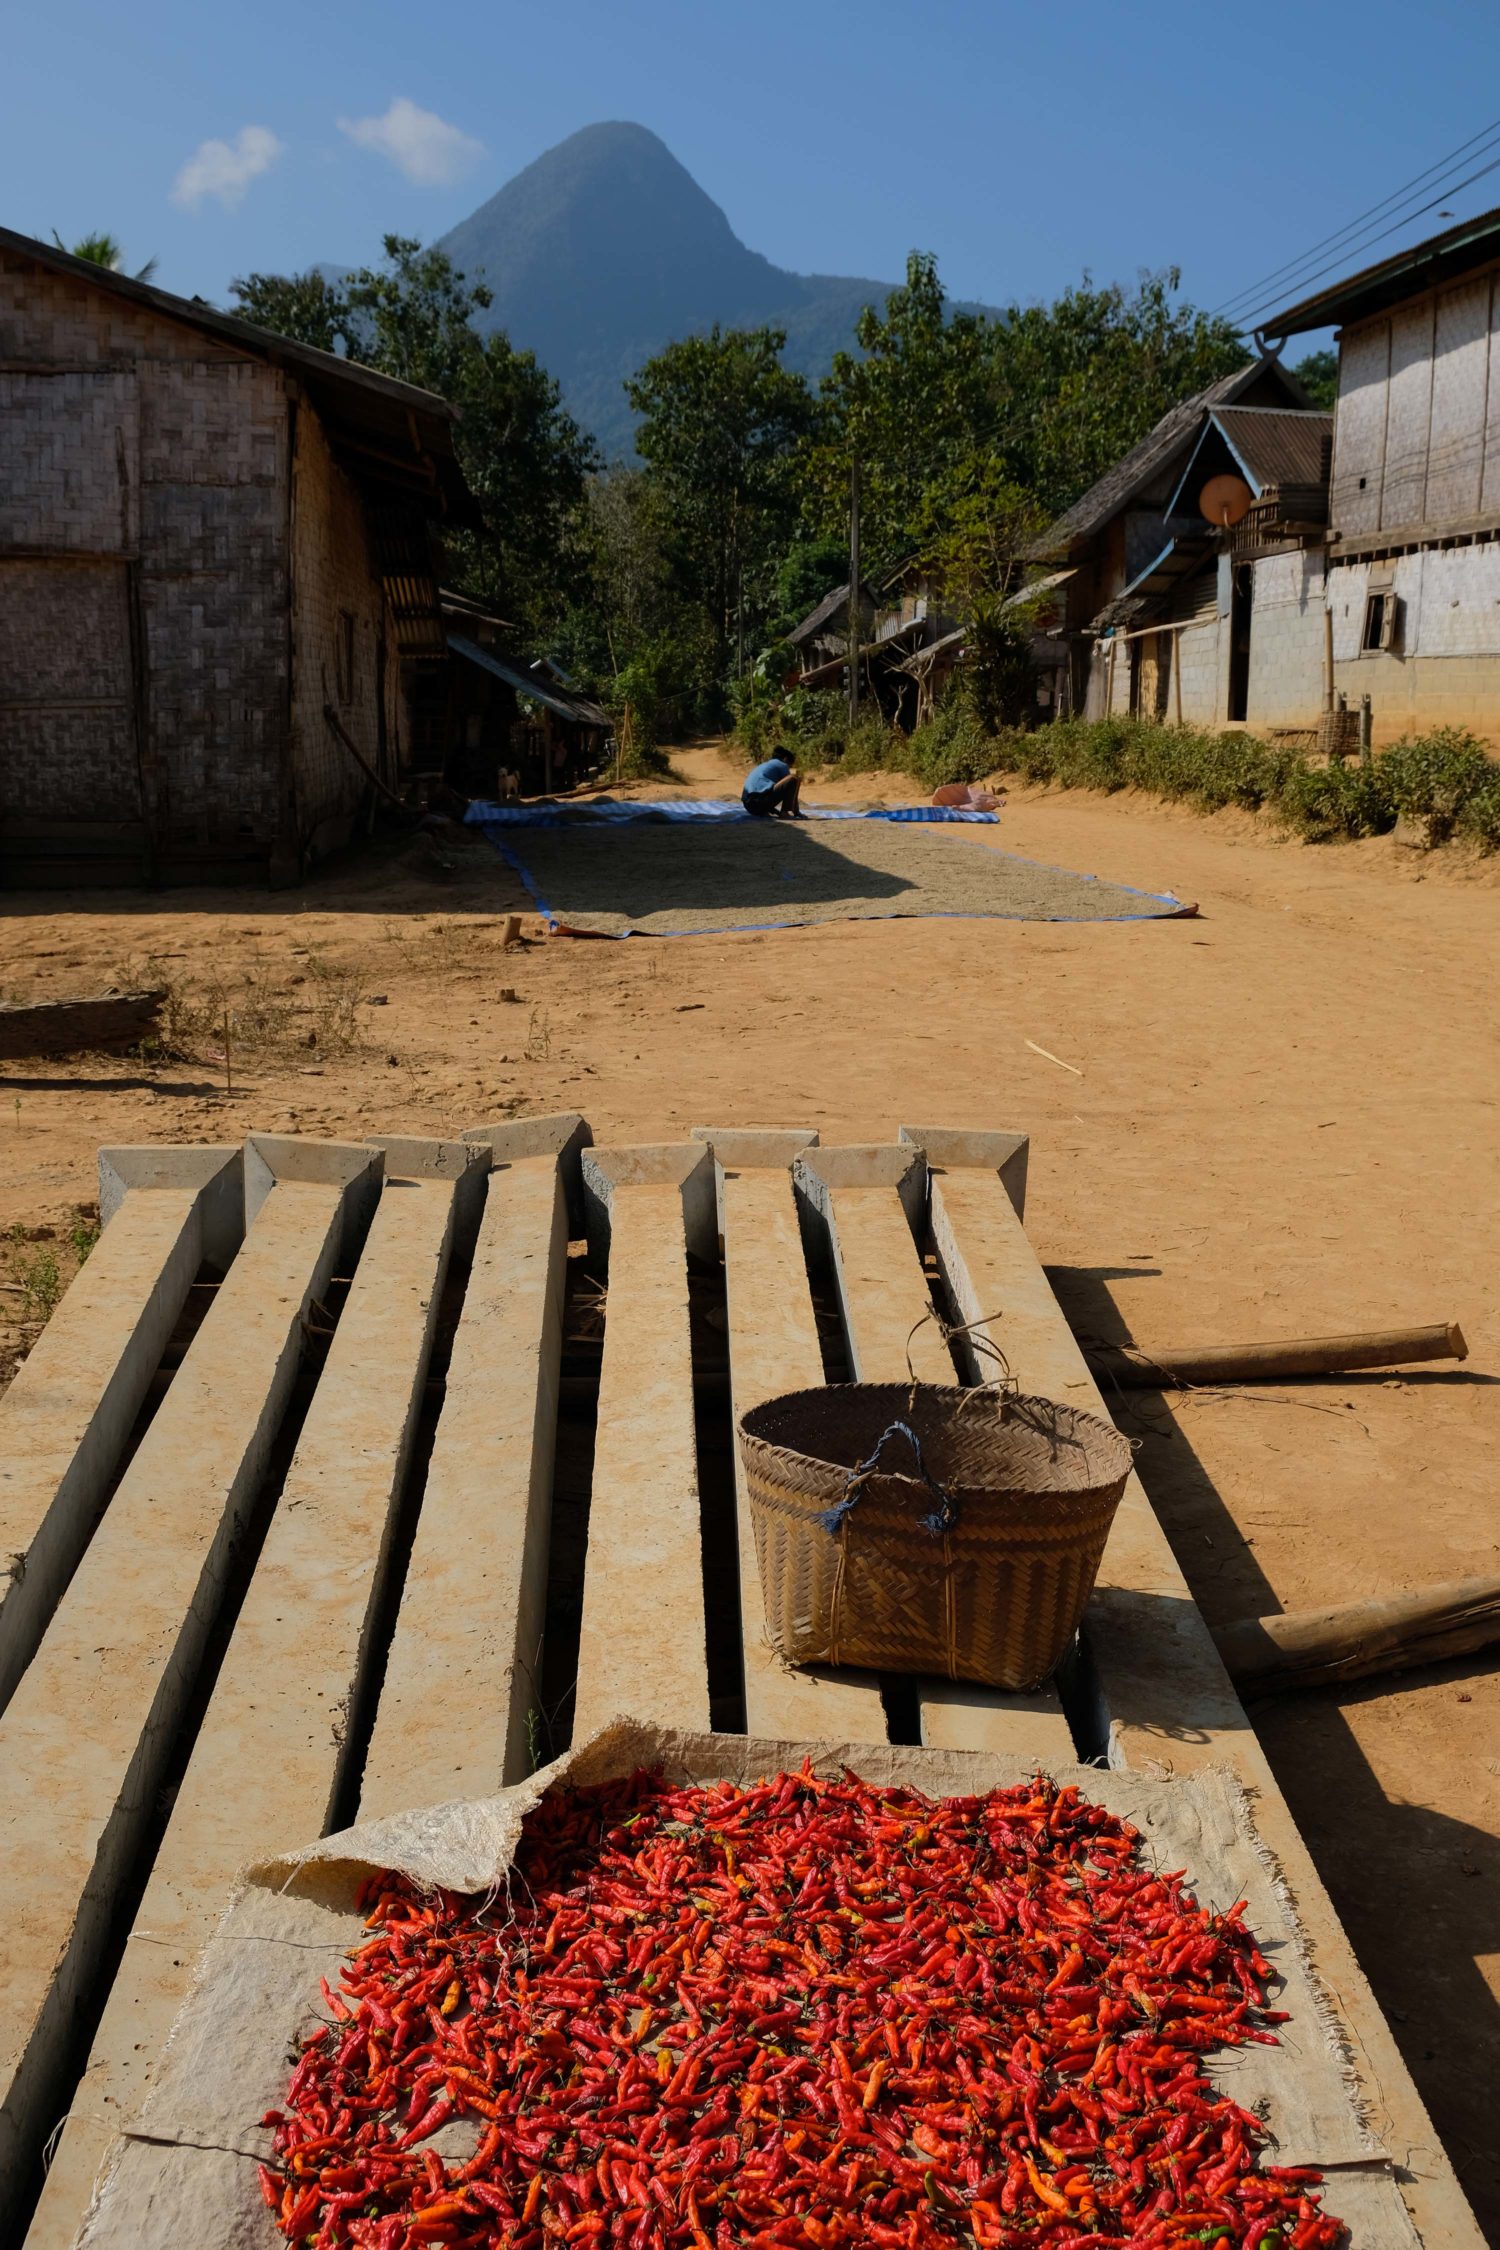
[1056,1258,1500,2236]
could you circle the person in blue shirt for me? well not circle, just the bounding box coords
[741,745,804,820]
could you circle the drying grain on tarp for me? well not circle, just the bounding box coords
[486,824,1190,937]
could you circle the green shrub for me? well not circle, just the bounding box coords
[1278,757,1392,840]
[744,691,1500,850]
[1377,727,1492,816]
[1455,765,1500,850]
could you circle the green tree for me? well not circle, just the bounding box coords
[55,229,157,282]
[984,269,1249,513]
[1291,347,1338,411]
[809,252,992,564]
[233,238,597,644]
[771,535,849,634]
[231,268,352,355]
[627,325,817,686]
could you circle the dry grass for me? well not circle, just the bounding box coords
[0,1206,100,1383]
[125,948,371,1069]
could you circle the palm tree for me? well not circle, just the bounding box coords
[52,230,158,283]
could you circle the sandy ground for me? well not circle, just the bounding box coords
[3,741,1499,2233]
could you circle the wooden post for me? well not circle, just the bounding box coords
[1214,1575,1500,1696]
[1089,1320,1466,1388]
[847,456,861,728]
[1172,631,1183,726]
[1322,603,1335,714]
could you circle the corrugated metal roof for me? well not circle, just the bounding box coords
[1210,407,1332,492]
[448,636,609,728]
[1259,202,1500,340]
[1092,535,1214,630]
[1026,361,1311,558]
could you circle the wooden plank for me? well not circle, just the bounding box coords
[0,1140,382,2229]
[707,1140,888,1743]
[359,1137,570,1816]
[910,1139,1482,2250]
[794,1148,1075,1764]
[24,1145,475,2250]
[0,1146,241,1712]
[571,1148,713,1740]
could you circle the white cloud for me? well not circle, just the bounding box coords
[171,125,283,211]
[337,97,484,187]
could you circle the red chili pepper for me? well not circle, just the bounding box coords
[265,1769,1344,2250]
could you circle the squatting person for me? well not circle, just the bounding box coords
[741,746,804,820]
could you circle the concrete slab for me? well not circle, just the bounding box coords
[572,1148,713,1740]
[0,1142,381,2228]
[0,1147,241,1715]
[793,1146,1074,1765]
[24,1155,467,2250]
[709,1151,887,1744]
[359,1148,570,1814]
[917,1147,1483,2250]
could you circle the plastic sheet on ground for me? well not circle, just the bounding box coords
[463,799,1001,826]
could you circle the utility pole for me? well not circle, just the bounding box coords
[847,454,861,727]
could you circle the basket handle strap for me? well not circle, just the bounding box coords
[813,1418,958,1538]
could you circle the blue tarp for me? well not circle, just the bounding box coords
[463,797,999,827]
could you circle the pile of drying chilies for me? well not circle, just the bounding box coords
[261,1766,1343,2249]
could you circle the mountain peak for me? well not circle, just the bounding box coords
[435,124,972,456]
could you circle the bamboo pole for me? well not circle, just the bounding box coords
[1214,1575,1500,1696]
[1088,1321,1466,1388]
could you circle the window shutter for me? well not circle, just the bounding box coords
[1378,594,1399,652]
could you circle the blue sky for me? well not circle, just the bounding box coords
[7,0,1500,343]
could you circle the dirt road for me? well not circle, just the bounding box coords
[4,742,1499,2231]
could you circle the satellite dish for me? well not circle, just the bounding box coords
[1199,474,1253,527]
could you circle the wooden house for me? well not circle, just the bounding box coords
[785,580,876,675]
[0,225,478,885]
[1262,203,1500,744]
[1028,358,1329,731]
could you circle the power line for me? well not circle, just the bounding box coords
[1212,115,1500,325]
[1236,150,1500,335]
[1213,114,1500,319]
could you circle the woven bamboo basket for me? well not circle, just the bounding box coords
[737,1384,1133,1689]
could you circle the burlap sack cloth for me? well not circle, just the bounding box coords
[78,1720,1418,2247]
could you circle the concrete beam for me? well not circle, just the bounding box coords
[24,1150,470,2250]
[690,1125,820,1172]
[243,1133,383,1263]
[920,1150,1482,2250]
[572,1147,713,1739]
[792,1146,1074,1765]
[0,1140,382,2230]
[581,1141,717,1271]
[0,1148,242,1717]
[897,1123,1029,1220]
[462,1110,593,1233]
[705,1143,887,1744]
[359,1142,571,1813]
[793,1146,949,1384]
[98,1142,243,1268]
